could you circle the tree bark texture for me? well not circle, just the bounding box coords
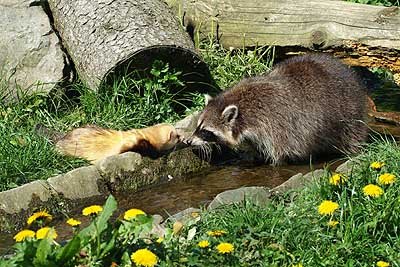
[47,0,211,91]
[166,0,400,74]
[168,0,400,49]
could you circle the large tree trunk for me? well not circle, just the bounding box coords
[47,0,211,91]
[166,0,400,74]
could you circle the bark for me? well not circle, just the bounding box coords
[47,0,211,91]
[166,0,400,74]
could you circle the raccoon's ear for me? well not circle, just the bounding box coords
[204,94,213,105]
[222,105,238,124]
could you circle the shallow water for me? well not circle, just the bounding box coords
[0,159,337,256]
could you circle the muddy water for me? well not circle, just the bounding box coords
[0,160,338,256]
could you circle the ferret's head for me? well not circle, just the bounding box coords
[148,123,181,151]
[187,95,241,148]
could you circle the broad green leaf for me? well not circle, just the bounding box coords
[56,235,81,264]
[33,238,51,266]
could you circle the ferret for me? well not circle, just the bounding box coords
[187,54,369,164]
[55,123,181,163]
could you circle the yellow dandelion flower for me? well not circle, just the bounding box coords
[36,227,57,240]
[27,210,52,225]
[156,237,164,243]
[363,184,384,197]
[292,264,304,267]
[198,240,210,248]
[131,248,158,267]
[66,218,81,227]
[207,230,227,237]
[327,220,339,227]
[377,261,390,267]
[82,205,103,216]
[318,200,339,215]
[123,208,146,220]
[378,173,396,185]
[13,229,35,242]
[370,161,385,170]
[216,242,234,254]
[329,173,347,185]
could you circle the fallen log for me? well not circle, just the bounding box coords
[47,0,212,91]
[166,0,400,75]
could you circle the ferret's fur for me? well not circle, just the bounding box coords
[188,54,369,164]
[56,123,180,163]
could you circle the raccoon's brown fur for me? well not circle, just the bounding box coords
[56,123,180,163]
[188,54,369,164]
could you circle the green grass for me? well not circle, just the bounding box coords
[345,0,399,6]
[0,42,274,191]
[2,139,399,266]
[192,138,400,266]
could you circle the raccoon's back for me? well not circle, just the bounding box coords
[230,54,368,162]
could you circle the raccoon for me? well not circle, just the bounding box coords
[187,54,369,164]
[55,123,181,163]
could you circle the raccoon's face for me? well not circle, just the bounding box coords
[188,95,240,148]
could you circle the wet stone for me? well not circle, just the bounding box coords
[47,166,103,199]
[207,186,271,210]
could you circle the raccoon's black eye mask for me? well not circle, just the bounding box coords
[197,129,219,142]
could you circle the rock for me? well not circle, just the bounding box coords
[47,166,103,199]
[0,180,55,214]
[174,112,200,139]
[207,186,271,210]
[166,207,201,224]
[271,173,304,194]
[0,1,65,100]
[272,169,325,194]
[335,159,358,175]
[149,214,166,238]
[95,152,143,185]
[302,169,325,182]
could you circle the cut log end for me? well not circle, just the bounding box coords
[102,45,214,93]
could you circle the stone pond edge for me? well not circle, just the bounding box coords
[0,148,210,231]
[0,153,353,233]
